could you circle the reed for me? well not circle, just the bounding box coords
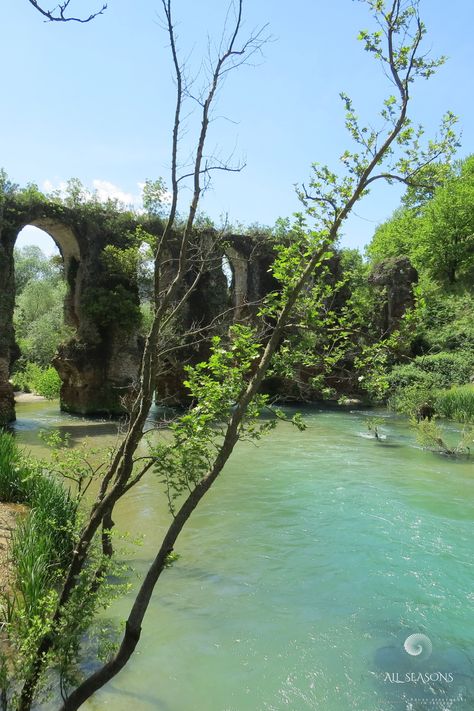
[0,432,77,618]
[435,384,474,423]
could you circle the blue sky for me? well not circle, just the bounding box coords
[3,0,473,255]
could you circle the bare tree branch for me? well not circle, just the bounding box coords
[27,0,106,23]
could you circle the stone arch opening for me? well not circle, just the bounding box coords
[11,224,80,403]
[26,219,83,329]
[221,254,233,289]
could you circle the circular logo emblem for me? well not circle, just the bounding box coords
[403,633,433,660]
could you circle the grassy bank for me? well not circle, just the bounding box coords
[0,432,77,621]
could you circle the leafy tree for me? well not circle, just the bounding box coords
[141,178,169,217]
[14,245,61,295]
[366,206,422,264]
[420,164,474,285]
[367,155,474,286]
[14,280,71,366]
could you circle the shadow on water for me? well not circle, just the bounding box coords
[9,418,121,442]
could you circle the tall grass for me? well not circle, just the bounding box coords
[0,432,27,502]
[435,384,474,423]
[0,431,77,619]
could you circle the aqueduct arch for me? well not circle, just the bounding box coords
[0,191,276,424]
[0,195,143,424]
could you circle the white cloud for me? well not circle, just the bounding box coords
[41,178,173,211]
[42,179,68,196]
[42,178,143,209]
[92,179,139,206]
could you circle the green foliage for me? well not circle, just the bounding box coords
[367,155,474,288]
[354,323,412,402]
[12,248,73,378]
[388,351,474,419]
[0,432,122,704]
[142,178,168,216]
[366,207,422,264]
[152,325,283,514]
[139,301,154,335]
[101,244,140,283]
[0,432,77,622]
[82,285,141,332]
[390,352,474,391]
[12,362,61,399]
[14,280,72,367]
[414,289,474,353]
[14,245,62,295]
[389,384,435,418]
[435,385,474,423]
[413,417,473,457]
[0,432,25,502]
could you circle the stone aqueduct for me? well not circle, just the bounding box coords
[0,196,275,425]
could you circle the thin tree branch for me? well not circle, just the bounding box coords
[27,0,106,23]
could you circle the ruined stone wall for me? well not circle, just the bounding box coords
[1,192,418,422]
[0,192,278,423]
[0,196,142,423]
[368,255,418,334]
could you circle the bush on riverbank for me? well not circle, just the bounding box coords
[388,351,474,422]
[389,382,474,425]
[389,351,474,392]
[11,362,61,399]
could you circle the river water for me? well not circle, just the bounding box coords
[11,400,474,711]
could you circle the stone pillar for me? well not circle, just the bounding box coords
[0,227,17,425]
[368,256,418,335]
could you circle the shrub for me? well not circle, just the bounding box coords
[414,351,474,387]
[11,362,61,399]
[82,284,141,332]
[388,384,437,418]
[388,363,434,391]
[418,292,474,353]
[389,352,474,394]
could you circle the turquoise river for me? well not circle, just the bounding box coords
[11,400,474,711]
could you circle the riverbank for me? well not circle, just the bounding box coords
[14,391,47,404]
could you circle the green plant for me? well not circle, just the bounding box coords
[389,352,474,392]
[14,280,71,367]
[413,417,472,456]
[435,384,474,423]
[366,416,385,440]
[82,285,141,332]
[0,432,27,502]
[11,363,61,399]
